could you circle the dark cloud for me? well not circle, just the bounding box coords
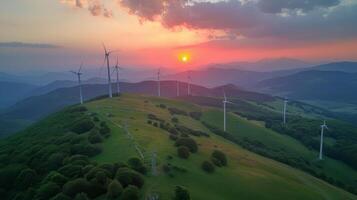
[118,0,357,41]
[258,0,341,14]
[119,0,165,20]
[88,1,102,16]
[0,42,60,49]
[60,0,113,18]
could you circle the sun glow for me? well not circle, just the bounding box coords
[179,53,190,63]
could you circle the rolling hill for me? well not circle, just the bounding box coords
[0,94,356,199]
[0,81,335,137]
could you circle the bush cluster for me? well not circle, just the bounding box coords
[211,150,228,167]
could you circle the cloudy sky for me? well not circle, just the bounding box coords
[1,0,357,71]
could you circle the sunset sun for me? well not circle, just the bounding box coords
[179,53,190,63]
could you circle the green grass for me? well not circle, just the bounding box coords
[85,94,357,200]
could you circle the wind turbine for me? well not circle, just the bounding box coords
[283,97,288,125]
[102,43,117,98]
[70,63,84,104]
[319,120,328,160]
[113,57,122,96]
[187,72,191,96]
[176,80,180,97]
[223,91,233,132]
[157,68,161,97]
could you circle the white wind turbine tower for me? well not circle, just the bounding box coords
[157,68,161,97]
[319,120,328,160]
[113,57,122,96]
[102,43,116,98]
[223,91,233,132]
[283,97,288,125]
[70,63,84,104]
[187,72,191,96]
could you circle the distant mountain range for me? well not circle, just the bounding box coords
[207,57,313,72]
[0,81,37,109]
[165,61,357,88]
[256,70,357,103]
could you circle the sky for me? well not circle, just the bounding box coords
[1,0,357,72]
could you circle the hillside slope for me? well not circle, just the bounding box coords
[1,94,356,199]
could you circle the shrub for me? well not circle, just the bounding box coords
[63,178,90,197]
[153,122,158,127]
[0,164,25,189]
[64,155,90,165]
[43,171,68,186]
[169,134,178,141]
[99,125,111,136]
[127,157,147,174]
[69,106,88,113]
[168,107,187,116]
[71,119,95,134]
[159,104,167,109]
[120,185,140,200]
[174,186,191,200]
[35,182,61,200]
[70,143,102,157]
[58,164,82,178]
[93,116,99,122]
[107,180,123,199]
[175,138,198,153]
[211,150,227,167]
[85,167,111,181]
[162,164,171,173]
[50,193,71,200]
[115,168,145,188]
[147,120,152,124]
[95,171,108,185]
[99,163,116,176]
[88,131,103,144]
[47,153,67,170]
[189,112,202,120]
[171,117,179,123]
[16,168,37,189]
[147,114,164,122]
[177,146,190,159]
[201,161,215,173]
[74,193,89,200]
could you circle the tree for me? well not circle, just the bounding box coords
[127,157,147,174]
[74,192,89,200]
[175,138,198,153]
[107,180,123,199]
[177,146,190,159]
[16,168,37,189]
[50,193,71,200]
[71,119,95,134]
[63,178,90,197]
[35,182,61,200]
[201,161,215,173]
[115,168,145,188]
[211,150,227,167]
[174,186,191,200]
[120,185,140,200]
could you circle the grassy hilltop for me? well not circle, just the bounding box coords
[0,94,356,200]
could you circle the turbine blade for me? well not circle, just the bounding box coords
[111,67,116,76]
[69,70,77,74]
[78,62,83,73]
[108,49,120,54]
[102,42,107,53]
